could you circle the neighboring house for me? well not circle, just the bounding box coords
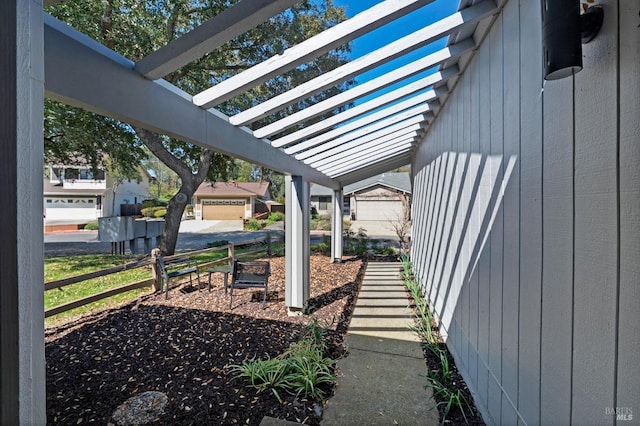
[192,181,270,220]
[43,162,151,223]
[310,172,411,221]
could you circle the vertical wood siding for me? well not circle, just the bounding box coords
[410,1,640,424]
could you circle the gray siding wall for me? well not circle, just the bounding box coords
[410,1,640,424]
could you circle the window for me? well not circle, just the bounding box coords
[318,196,330,211]
[78,169,93,180]
[343,199,350,216]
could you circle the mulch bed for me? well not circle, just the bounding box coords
[45,254,364,425]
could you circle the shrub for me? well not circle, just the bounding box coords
[141,206,167,218]
[245,219,262,231]
[206,240,229,248]
[311,242,330,256]
[83,221,99,230]
[267,211,284,222]
[141,199,167,209]
[230,320,335,401]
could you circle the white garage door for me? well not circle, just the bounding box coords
[44,197,98,222]
[356,200,403,221]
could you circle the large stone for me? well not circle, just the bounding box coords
[110,391,168,426]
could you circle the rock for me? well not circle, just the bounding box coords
[111,391,168,425]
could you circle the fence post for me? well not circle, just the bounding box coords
[228,243,235,263]
[266,232,272,257]
[151,248,162,292]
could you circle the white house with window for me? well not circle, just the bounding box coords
[43,163,151,225]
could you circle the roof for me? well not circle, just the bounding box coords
[43,179,107,196]
[310,172,411,197]
[194,181,269,198]
[345,172,412,195]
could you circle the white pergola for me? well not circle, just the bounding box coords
[43,0,498,305]
[2,0,500,421]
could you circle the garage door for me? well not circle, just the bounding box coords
[202,199,245,220]
[356,200,403,221]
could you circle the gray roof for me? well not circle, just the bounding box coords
[310,172,411,197]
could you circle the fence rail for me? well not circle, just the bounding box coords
[45,233,280,318]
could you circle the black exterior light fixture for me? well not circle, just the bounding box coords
[542,1,604,80]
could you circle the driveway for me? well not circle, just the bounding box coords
[44,220,279,257]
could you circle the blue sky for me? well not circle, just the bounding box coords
[331,0,458,104]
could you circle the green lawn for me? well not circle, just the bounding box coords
[43,243,282,327]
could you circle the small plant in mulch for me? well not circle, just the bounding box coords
[401,255,485,425]
[229,320,336,402]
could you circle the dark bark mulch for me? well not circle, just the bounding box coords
[45,255,364,425]
[422,342,486,425]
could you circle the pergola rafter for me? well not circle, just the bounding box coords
[42,0,505,186]
[135,0,300,79]
[192,0,437,108]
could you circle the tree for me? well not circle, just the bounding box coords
[46,0,352,254]
[390,193,411,254]
[233,160,285,200]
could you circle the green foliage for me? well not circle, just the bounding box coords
[311,236,331,256]
[400,255,472,424]
[400,252,412,280]
[267,211,284,222]
[244,219,262,231]
[141,199,167,209]
[374,246,396,256]
[425,374,471,425]
[310,214,331,231]
[230,320,335,400]
[83,221,99,231]
[206,240,230,248]
[141,206,167,218]
[44,99,146,179]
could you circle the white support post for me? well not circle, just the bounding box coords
[285,176,310,312]
[0,0,46,423]
[331,190,344,263]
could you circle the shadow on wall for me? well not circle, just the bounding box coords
[413,151,517,335]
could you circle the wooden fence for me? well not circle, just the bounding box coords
[44,233,278,318]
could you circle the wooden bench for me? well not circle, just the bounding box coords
[156,255,201,298]
[229,260,271,309]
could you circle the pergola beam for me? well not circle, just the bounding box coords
[336,154,414,185]
[230,36,474,127]
[43,15,339,190]
[317,139,417,174]
[269,74,449,148]
[283,99,433,155]
[252,0,497,138]
[327,146,415,177]
[314,135,418,171]
[301,117,426,163]
[135,0,300,80]
[307,128,421,168]
[192,0,436,108]
[318,138,416,172]
[287,103,430,156]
